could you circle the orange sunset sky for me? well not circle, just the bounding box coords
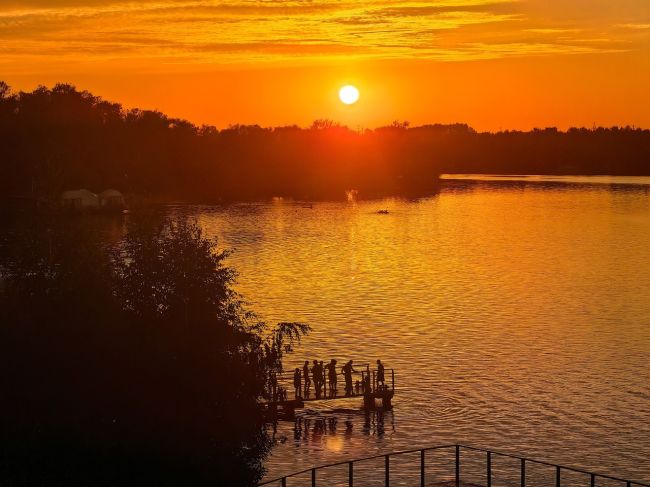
[1,0,649,130]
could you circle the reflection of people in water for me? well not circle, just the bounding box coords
[376,409,385,437]
[345,420,353,440]
[341,360,356,396]
[363,410,394,438]
[376,359,385,389]
[326,359,338,397]
[328,417,337,434]
[311,419,325,443]
[293,411,394,447]
[293,368,301,399]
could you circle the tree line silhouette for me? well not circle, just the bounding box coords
[1,81,649,203]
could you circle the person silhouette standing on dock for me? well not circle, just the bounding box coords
[320,361,326,397]
[341,360,356,396]
[293,368,302,399]
[376,359,385,390]
[303,361,311,398]
[312,360,322,399]
[326,359,338,398]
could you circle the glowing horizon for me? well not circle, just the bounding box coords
[1,1,649,130]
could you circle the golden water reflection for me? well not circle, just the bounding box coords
[190,176,650,484]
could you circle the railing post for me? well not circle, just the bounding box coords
[385,454,390,486]
[420,449,426,487]
[349,461,353,487]
[487,451,492,487]
[282,477,287,487]
[521,458,526,487]
[556,466,561,487]
[311,468,316,487]
[591,474,595,487]
[455,445,460,487]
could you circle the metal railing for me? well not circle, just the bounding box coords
[259,444,650,487]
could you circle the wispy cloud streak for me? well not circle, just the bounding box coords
[0,0,647,72]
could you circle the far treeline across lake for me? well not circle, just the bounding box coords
[1,82,649,203]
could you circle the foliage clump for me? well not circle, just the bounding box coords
[0,212,308,486]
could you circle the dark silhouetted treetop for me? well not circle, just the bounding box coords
[0,212,309,486]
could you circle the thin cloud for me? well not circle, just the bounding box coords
[525,28,580,34]
[0,0,644,73]
[616,23,650,29]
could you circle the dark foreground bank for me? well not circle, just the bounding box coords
[0,210,308,486]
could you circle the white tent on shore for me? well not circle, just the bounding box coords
[99,189,125,209]
[61,189,99,209]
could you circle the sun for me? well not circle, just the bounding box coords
[339,85,359,105]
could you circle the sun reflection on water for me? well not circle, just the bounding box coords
[189,177,650,483]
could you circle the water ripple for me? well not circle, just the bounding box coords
[183,178,650,484]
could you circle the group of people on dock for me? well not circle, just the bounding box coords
[292,359,386,400]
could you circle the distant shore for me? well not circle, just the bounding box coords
[2,83,649,205]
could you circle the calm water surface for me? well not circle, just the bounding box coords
[191,176,650,485]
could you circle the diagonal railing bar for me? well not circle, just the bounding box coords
[456,444,650,485]
[258,444,650,487]
[258,444,455,485]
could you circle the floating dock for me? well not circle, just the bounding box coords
[262,363,395,418]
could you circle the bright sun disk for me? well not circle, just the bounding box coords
[339,85,359,105]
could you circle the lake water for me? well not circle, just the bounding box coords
[190,175,650,486]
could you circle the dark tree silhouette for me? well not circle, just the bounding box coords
[0,82,649,204]
[0,212,309,486]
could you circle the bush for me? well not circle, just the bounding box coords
[0,212,308,486]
